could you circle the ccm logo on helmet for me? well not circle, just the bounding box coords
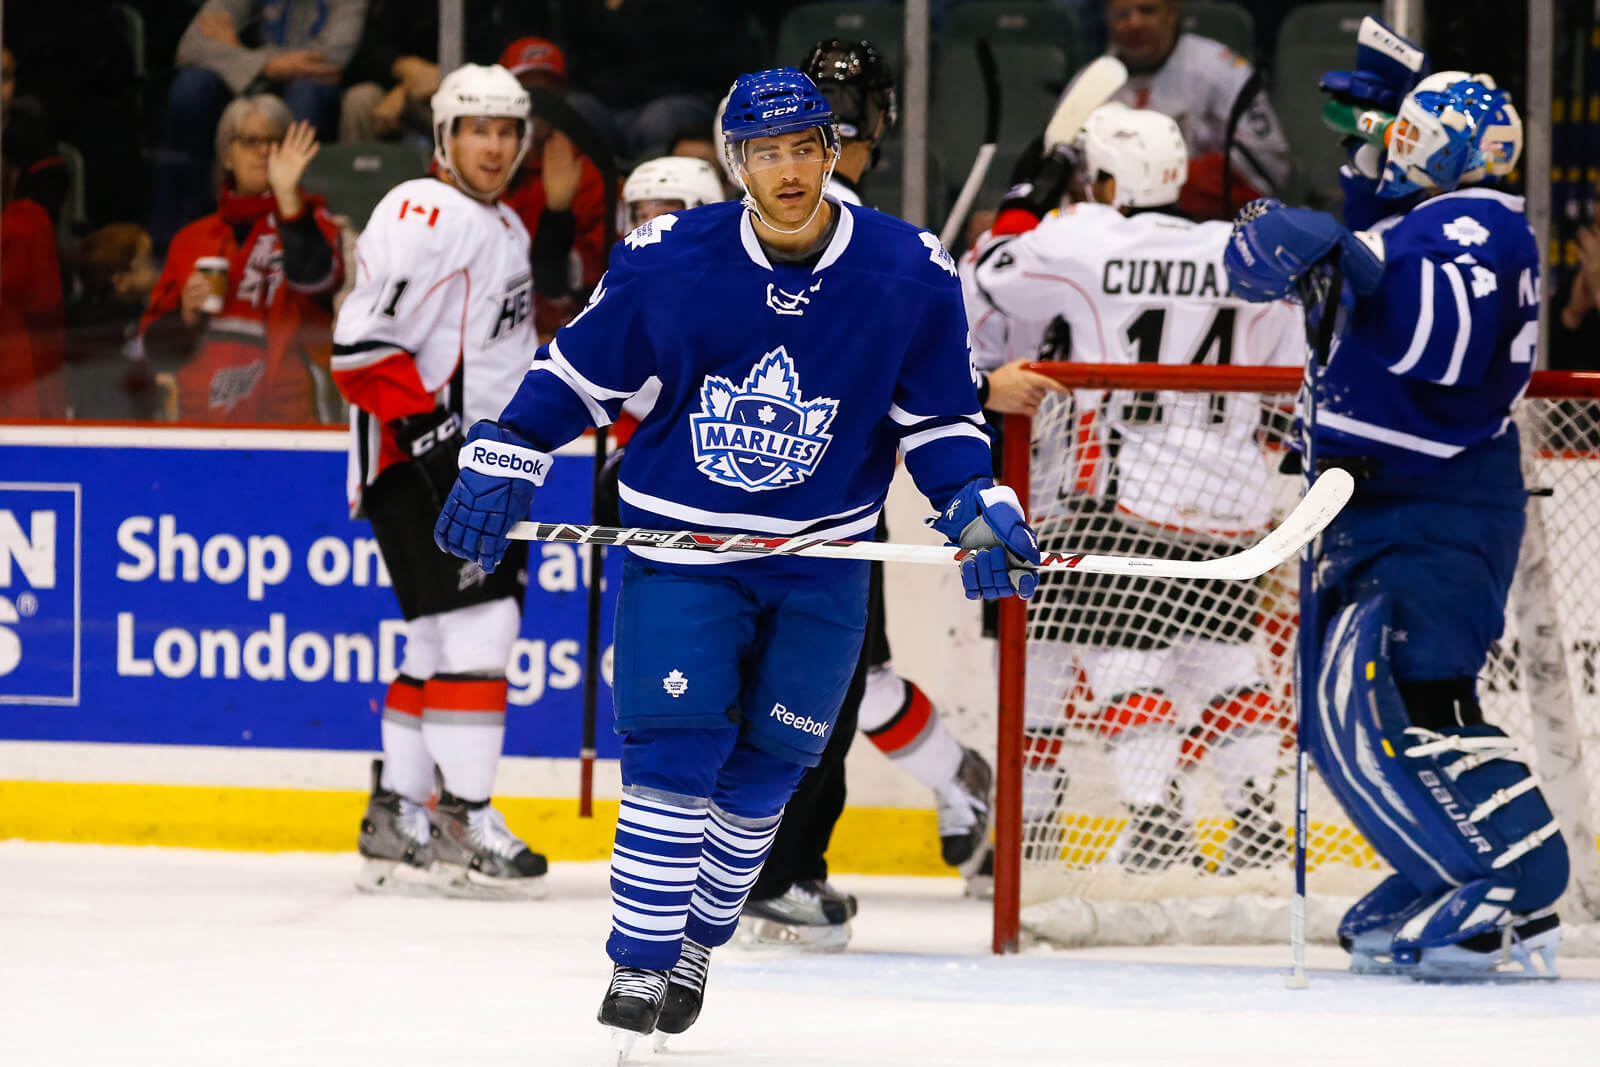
[761,105,800,119]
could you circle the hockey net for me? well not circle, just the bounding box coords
[989,364,1600,953]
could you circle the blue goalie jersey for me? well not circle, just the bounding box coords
[497,198,993,576]
[1314,188,1540,492]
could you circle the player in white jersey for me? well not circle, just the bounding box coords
[1099,0,1290,218]
[969,103,1305,871]
[330,64,547,897]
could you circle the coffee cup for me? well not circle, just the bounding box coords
[194,256,230,314]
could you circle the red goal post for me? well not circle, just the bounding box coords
[990,364,1600,954]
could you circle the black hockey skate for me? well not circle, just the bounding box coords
[599,965,668,1061]
[656,938,712,1037]
[1115,780,1194,873]
[936,747,994,873]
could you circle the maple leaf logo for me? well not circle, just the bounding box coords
[1442,216,1489,247]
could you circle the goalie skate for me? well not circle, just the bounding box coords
[354,759,437,894]
[1411,914,1563,982]
[428,793,548,899]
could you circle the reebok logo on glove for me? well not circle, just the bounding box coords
[458,439,553,485]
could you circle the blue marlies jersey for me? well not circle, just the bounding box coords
[497,198,992,575]
[1314,188,1540,488]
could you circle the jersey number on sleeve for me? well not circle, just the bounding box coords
[1119,306,1236,425]
[377,278,409,319]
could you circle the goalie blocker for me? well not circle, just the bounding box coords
[1310,596,1568,979]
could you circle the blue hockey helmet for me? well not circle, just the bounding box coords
[1379,72,1522,198]
[720,67,838,166]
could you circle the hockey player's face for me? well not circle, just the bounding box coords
[629,199,687,228]
[741,129,830,224]
[1107,0,1178,68]
[450,116,523,198]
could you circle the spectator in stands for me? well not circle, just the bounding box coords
[1555,223,1600,372]
[0,46,68,231]
[1094,0,1290,219]
[562,1,764,162]
[667,123,740,199]
[64,224,161,420]
[140,96,343,423]
[499,37,612,340]
[338,1,552,145]
[150,0,367,251]
[0,157,67,420]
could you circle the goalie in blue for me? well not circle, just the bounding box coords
[1224,52,1570,980]
[432,68,1039,1050]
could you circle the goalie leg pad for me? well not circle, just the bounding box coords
[1338,872,1433,974]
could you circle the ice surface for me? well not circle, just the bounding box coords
[2,842,1596,1066]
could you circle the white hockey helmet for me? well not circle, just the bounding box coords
[430,63,532,201]
[1080,102,1188,209]
[623,157,726,211]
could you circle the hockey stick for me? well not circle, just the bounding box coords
[507,468,1352,580]
[1042,55,1128,152]
[1288,251,1345,990]
[939,38,1001,248]
[578,425,608,818]
[1220,67,1263,218]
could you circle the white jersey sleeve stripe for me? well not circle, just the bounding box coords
[899,421,991,455]
[548,337,637,400]
[1318,410,1464,458]
[617,480,881,535]
[530,362,613,427]
[330,344,408,372]
[888,402,986,427]
[1388,259,1435,376]
[1437,262,1473,386]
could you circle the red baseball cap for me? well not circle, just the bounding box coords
[500,37,567,85]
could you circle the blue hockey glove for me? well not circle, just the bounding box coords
[433,421,552,573]
[1319,17,1429,113]
[929,478,1039,601]
[1224,198,1385,303]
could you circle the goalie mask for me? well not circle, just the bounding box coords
[430,63,533,202]
[1379,71,1522,199]
[1080,102,1188,209]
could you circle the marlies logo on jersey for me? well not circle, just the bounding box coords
[1442,216,1490,247]
[624,214,677,249]
[486,272,533,344]
[918,232,957,276]
[765,279,822,316]
[690,347,839,492]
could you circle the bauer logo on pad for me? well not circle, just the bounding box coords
[0,483,81,705]
[690,347,839,492]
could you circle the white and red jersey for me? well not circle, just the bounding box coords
[1107,34,1291,212]
[969,202,1304,534]
[332,177,535,506]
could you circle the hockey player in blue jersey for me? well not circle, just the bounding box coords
[431,68,1040,1053]
[1224,43,1570,979]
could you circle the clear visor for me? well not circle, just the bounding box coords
[736,133,831,174]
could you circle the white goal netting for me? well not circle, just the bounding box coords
[994,366,1600,952]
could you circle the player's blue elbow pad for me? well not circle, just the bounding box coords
[433,421,550,572]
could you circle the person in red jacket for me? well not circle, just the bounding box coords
[0,166,65,420]
[496,37,610,339]
[139,94,342,423]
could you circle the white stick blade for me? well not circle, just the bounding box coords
[1044,56,1129,151]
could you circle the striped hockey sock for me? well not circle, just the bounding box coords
[606,787,710,970]
[684,803,783,949]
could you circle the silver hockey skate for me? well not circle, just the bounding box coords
[354,759,437,894]
[428,793,548,899]
[735,882,850,951]
[936,747,994,876]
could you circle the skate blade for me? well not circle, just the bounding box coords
[354,857,442,896]
[1411,944,1562,983]
[732,916,850,953]
[607,1026,642,1064]
[430,864,548,901]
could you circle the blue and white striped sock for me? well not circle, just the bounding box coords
[684,802,783,949]
[606,786,709,970]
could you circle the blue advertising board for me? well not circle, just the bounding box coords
[0,428,621,759]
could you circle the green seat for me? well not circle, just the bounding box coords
[857,141,946,226]
[774,2,905,71]
[1272,4,1380,210]
[1178,1,1256,62]
[55,141,89,244]
[301,143,430,232]
[109,1,146,77]
[934,4,1079,224]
